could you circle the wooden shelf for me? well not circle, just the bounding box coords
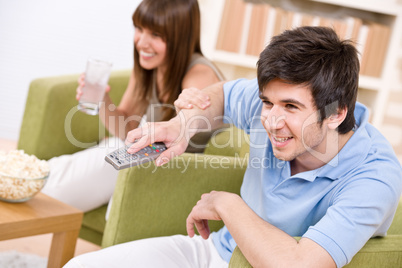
[359,76,383,91]
[311,0,402,15]
[212,51,258,69]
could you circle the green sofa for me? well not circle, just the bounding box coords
[18,71,402,267]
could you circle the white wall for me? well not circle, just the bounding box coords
[0,0,141,141]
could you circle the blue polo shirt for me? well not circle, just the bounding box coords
[211,78,402,267]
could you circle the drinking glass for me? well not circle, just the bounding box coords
[77,58,112,115]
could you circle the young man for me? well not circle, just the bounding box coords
[66,27,402,267]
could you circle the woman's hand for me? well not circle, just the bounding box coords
[174,87,211,113]
[76,73,85,101]
[76,73,111,101]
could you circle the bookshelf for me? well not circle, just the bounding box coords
[200,0,402,128]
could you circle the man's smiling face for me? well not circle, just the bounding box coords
[260,78,331,165]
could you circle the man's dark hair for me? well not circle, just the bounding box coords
[257,26,359,134]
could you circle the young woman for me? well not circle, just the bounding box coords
[41,0,225,212]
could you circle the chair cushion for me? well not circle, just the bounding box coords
[79,205,108,245]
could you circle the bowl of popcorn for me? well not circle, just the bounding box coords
[0,150,50,203]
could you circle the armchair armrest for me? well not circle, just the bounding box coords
[18,70,130,160]
[229,234,402,267]
[343,235,402,267]
[102,153,247,248]
[229,196,402,267]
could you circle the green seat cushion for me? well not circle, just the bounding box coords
[79,205,108,245]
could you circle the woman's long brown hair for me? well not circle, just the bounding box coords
[132,0,202,121]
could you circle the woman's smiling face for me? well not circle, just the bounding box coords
[134,26,167,71]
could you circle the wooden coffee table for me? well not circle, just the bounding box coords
[0,192,83,267]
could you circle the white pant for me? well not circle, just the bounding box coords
[64,235,228,268]
[42,137,125,212]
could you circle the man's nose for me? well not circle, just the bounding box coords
[263,107,286,130]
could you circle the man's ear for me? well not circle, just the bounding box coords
[327,107,347,130]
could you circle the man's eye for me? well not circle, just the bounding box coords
[286,104,298,109]
[262,101,273,107]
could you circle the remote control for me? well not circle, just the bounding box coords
[105,142,167,170]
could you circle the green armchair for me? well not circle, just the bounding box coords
[19,71,402,267]
[18,70,130,245]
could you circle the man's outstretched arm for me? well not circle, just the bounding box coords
[125,81,225,165]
